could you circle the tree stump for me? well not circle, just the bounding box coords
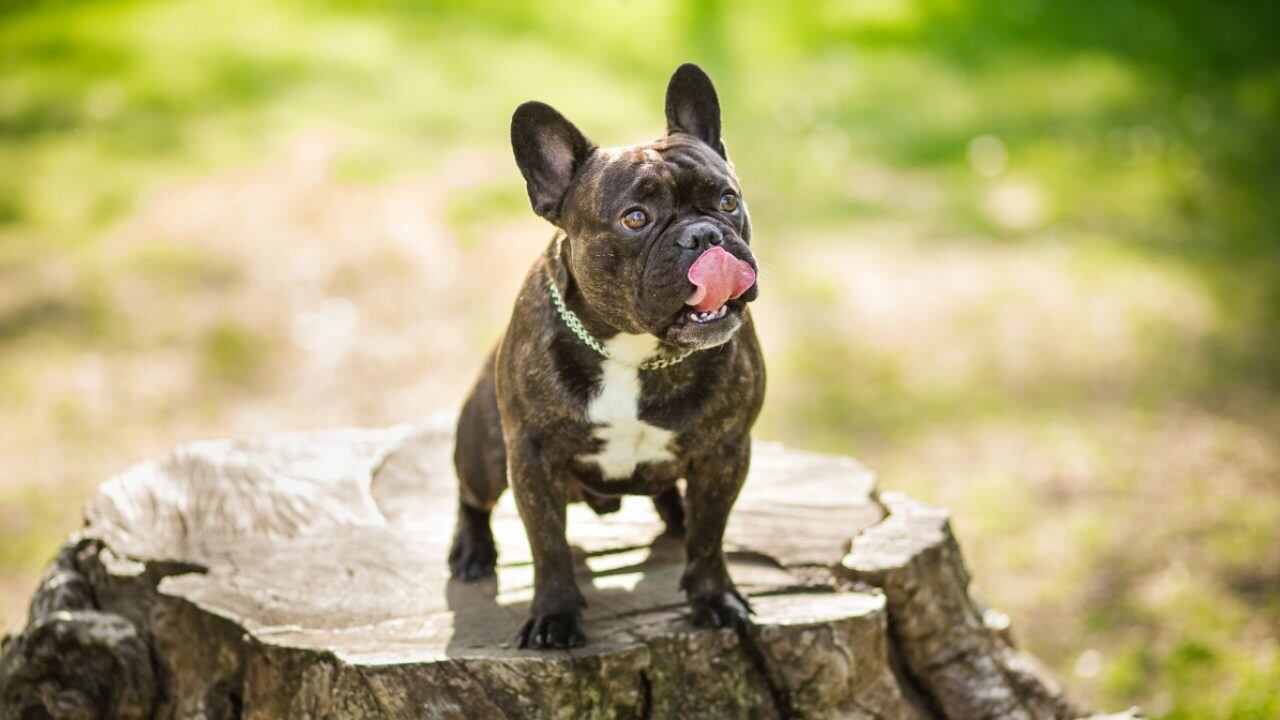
[0,417,1140,719]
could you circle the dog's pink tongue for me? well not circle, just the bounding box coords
[686,246,756,312]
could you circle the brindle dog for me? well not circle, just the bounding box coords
[449,63,764,650]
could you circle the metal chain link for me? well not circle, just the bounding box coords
[545,275,694,371]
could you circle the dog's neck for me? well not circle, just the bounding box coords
[544,232,699,371]
[545,232,624,340]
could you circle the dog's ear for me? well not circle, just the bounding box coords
[665,63,725,158]
[511,101,596,224]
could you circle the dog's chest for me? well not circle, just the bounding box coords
[580,334,676,480]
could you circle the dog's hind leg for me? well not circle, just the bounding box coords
[449,352,507,581]
[653,485,686,537]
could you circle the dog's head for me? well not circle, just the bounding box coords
[511,63,758,351]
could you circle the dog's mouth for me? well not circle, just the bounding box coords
[642,245,757,350]
[658,298,746,348]
[686,304,731,324]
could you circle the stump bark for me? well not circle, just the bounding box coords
[1,417,1140,719]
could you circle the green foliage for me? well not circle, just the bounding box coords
[444,180,530,248]
[201,321,270,385]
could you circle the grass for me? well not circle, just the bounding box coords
[1,0,1278,716]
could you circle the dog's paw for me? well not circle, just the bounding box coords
[515,611,586,650]
[690,589,754,630]
[448,512,497,581]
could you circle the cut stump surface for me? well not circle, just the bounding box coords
[1,418,1133,719]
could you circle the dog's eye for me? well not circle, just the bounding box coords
[622,208,649,230]
[719,193,739,213]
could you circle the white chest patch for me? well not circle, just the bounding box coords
[581,334,676,480]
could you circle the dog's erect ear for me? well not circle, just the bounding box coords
[665,63,725,158]
[511,101,596,224]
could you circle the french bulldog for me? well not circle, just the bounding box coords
[449,63,764,650]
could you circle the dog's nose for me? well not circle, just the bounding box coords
[676,222,723,250]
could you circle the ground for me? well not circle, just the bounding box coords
[1,1,1278,717]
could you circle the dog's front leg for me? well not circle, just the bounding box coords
[681,436,753,629]
[508,432,586,649]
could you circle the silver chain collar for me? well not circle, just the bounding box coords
[545,247,694,371]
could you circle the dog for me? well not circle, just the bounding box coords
[448,63,764,650]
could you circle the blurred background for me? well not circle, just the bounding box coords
[2,0,1278,716]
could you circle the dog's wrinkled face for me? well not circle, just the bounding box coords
[511,64,758,350]
[558,134,757,349]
